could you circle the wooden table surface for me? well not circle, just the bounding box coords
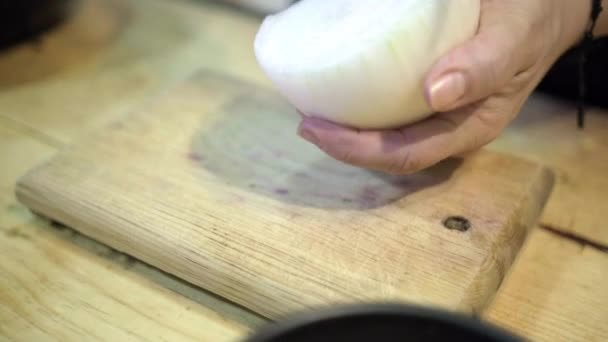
[1,0,607,341]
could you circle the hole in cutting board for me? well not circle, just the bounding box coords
[189,88,462,210]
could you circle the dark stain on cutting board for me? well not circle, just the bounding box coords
[189,89,461,210]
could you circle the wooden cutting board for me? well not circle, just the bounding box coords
[16,70,553,319]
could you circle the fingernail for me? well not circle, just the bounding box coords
[428,72,466,111]
[298,125,319,145]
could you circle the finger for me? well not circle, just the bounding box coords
[424,10,531,113]
[297,107,503,175]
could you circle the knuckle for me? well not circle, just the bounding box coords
[474,111,509,142]
[474,111,501,130]
[472,35,514,92]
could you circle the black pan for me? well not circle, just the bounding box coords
[244,303,524,342]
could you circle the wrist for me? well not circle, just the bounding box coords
[560,0,607,49]
[556,0,593,52]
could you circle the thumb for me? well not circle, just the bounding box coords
[424,26,525,112]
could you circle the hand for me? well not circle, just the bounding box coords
[297,0,593,174]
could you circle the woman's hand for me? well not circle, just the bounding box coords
[296,0,594,174]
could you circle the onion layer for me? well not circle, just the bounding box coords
[254,0,481,129]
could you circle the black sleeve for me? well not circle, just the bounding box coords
[537,37,608,108]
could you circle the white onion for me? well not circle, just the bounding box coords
[254,0,481,129]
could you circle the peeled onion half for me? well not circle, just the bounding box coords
[254,0,481,129]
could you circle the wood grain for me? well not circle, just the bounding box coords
[490,94,608,246]
[16,71,553,319]
[484,228,608,342]
[0,0,604,339]
[0,122,56,228]
[0,0,603,248]
[0,123,262,341]
[0,220,248,342]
